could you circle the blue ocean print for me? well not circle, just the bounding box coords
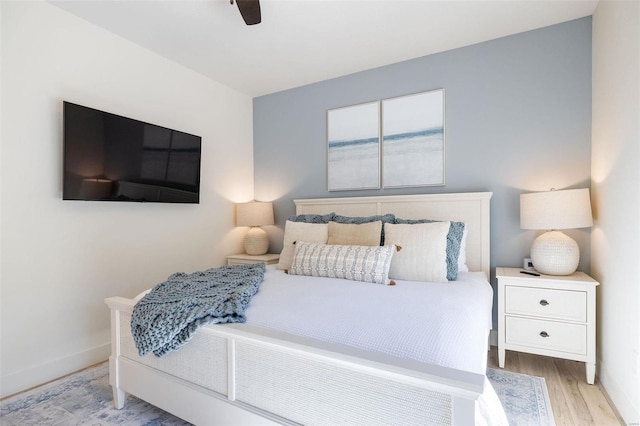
[328,136,379,190]
[327,101,380,191]
[383,127,444,187]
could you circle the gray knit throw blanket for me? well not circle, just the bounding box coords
[131,263,265,357]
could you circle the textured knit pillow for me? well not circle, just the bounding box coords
[289,242,396,285]
[277,221,328,271]
[384,222,450,283]
[394,218,466,280]
[327,221,382,246]
[288,212,335,223]
[332,213,396,245]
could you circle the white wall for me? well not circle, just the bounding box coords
[0,1,254,397]
[591,1,640,423]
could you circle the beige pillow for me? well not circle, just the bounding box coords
[277,221,328,270]
[327,221,382,246]
[384,221,450,283]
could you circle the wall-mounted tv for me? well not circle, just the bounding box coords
[63,101,202,203]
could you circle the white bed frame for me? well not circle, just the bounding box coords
[105,192,493,425]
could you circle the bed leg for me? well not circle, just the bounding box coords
[112,387,126,409]
[109,354,125,409]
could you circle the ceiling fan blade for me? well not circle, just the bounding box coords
[236,0,261,25]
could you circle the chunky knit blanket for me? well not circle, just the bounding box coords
[131,263,265,357]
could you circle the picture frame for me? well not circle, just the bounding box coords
[381,89,445,188]
[327,101,380,191]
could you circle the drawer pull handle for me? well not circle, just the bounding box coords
[539,299,549,306]
[539,331,550,338]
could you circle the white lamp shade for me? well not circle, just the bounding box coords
[520,188,593,230]
[236,201,274,227]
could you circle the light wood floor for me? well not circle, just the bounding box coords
[487,347,623,425]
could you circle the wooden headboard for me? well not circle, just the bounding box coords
[294,192,492,278]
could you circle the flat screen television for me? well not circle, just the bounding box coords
[63,101,202,203]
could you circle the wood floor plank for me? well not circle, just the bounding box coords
[556,357,596,425]
[488,347,622,425]
[562,358,621,426]
[540,356,575,426]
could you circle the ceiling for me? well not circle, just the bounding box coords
[51,0,598,98]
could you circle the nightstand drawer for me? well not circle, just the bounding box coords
[505,286,587,322]
[506,316,587,355]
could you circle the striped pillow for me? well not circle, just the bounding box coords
[289,242,395,285]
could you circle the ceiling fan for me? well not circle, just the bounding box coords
[230,0,261,25]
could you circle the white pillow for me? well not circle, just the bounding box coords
[289,242,395,285]
[277,221,328,271]
[458,227,469,272]
[384,221,450,283]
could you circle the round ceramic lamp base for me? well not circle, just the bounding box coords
[530,230,579,275]
[244,227,269,255]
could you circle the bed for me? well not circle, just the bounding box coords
[105,192,505,425]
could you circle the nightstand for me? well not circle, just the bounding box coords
[227,253,280,266]
[496,267,599,384]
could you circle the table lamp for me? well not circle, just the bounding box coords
[236,201,274,255]
[520,188,593,275]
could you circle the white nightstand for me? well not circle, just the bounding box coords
[496,267,599,384]
[226,253,280,266]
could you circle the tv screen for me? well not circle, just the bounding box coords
[63,101,202,203]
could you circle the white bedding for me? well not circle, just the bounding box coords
[240,266,506,426]
[134,265,507,425]
[238,266,493,374]
[135,266,494,374]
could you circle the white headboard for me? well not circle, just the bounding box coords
[294,192,492,278]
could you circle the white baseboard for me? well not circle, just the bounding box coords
[0,343,110,399]
[597,360,639,425]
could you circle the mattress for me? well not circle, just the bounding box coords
[236,267,506,426]
[240,266,493,374]
[128,265,507,425]
[133,266,494,374]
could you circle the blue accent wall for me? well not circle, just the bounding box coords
[253,17,592,324]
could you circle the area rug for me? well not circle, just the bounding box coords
[487,368,556,426]
[1,363,554,425]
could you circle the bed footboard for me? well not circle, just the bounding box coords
[106,296,485,425]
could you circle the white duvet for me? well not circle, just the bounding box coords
[136,265,507,425]
[244,266,493,375]
[241,266,507,426]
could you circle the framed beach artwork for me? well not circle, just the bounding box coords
[381,89,445,188]
[327,101,380,191]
